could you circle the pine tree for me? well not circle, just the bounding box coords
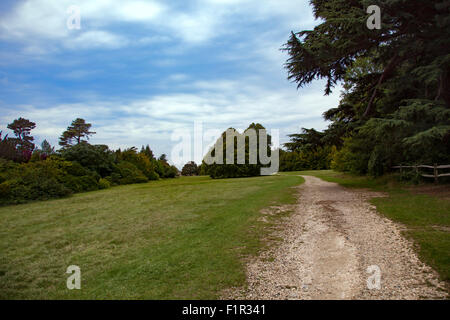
[40,139,55,155]
[140,144,155,160]
[7,117,36,152]
[59,118,96,147]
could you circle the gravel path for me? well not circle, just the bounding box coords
[224,175,448,300]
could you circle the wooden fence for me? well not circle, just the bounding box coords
[392,164,450,183]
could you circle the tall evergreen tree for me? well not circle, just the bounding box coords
[7,117,36,152]
[59,118,96,147]
[40,139,55,155]
[284,0,450,175]
[140,144,155,160]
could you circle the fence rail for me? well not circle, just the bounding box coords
[392,164,450,183]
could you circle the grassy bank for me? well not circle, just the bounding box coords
[282,170,450,285]
[0,175,304,299]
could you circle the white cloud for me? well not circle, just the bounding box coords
[0,0,315,50]
[0,0,335,162]
[64,30,128,49]
[0,78,341,159]
[167,74,189,82]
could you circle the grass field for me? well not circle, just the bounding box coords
[0,175,303,299]
[282,170,450,284]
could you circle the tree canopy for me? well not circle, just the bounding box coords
[283,0,450,176]
[59,118,96,147]
[7,117,36,152]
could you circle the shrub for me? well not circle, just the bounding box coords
[60,143,116,177]
[114,161,148,185]
[146,170,160,181]
[279,146,333,172]
[0,160,72,205]
[181,161,199,176]
[116,148,159,180]
[98,178,111,189]
[331,137,370,174]
[164,165,179,178]
[63,175,99,192]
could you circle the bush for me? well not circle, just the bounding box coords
[63,175,99,193]
[181,161,199,176]
[164,165,179,178]
[114,161,148,185]
[146,170,160,181]
[279,146,333,172]
[98,178,111,189]
[0,160,72,205]
[60,143,116,177]
[116,148,159,180]
[331,137,370,174]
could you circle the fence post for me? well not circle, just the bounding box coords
[400,164,403,175]
[434,163,438,184]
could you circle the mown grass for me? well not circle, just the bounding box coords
[281,170,450,284]
[0,175,303,299]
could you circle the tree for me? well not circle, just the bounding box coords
[59,118,96,147]
[283,0,450,176]
[0,131,21,161]
[284,128,325,152]
[283,0,450,110]
[7,117,36,152]
[181,161,199,176]
[60,143,115,177]
[140,145,155,160]
[40,140,55,155]
[158,154,167,163]
[201,123,272,179]
[117,147,159,180]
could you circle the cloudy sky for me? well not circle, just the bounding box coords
[0,0,342,165]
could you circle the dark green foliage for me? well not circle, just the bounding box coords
[63,175,99,193]
[116,147,159,180]
[1,116,177,205]
[280,127,336,172]
[114,161,149,185]
[284,128,325,152]
[140,145,155,160]
[7,117,36,153]
[284,0,450,177]
[0,131,21,162]
[181,161,199,176]
[59,118,96,147]
[60,143,116,177]
[202,123,272,179]
[164,165,179,178]
[280,146,333,172]
[98,178,111,189]
[0,159,72,205]
[153,153,178,178]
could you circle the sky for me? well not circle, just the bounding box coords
[0,0,342,165]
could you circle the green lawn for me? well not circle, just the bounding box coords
[0,175,303,299]
[282,170,450,285]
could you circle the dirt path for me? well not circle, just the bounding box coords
[225,175,447,300]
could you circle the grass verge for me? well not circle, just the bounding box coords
[0,174,303,299]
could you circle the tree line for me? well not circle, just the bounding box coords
[0,117,178,205]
